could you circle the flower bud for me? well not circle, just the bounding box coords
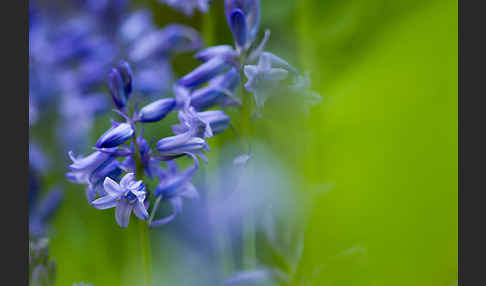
[108,68,127,109]
[225,0,260,42]
[157,133,208,155]
[178,57,231,88]
[195,45,237,62]
[116,61,133,96]
[229,9,249,50]
[198,110,230,134]
[95,123,134,148]
[137,98,176,122]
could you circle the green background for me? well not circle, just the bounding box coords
[40,0,457,285]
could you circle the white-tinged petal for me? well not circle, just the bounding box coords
[115,200,133,228]
[244,65,258,79]
[268,68,288,82]
[178,183,199,199]
[91,196,118,210]
[120,173,135,189]
[103,177,123,197]
[133,201,149,220]
[258,53,272,70]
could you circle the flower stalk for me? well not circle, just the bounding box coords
[132,132,152,286]
[238,66,256,270]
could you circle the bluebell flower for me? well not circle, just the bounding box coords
[225,0,261,43]
[173,109,230,136]
[173,105,214,139]
[136,98,176,123]
[66,150,115,185]
[120,135,165,179]
[85,160,124,202]
[150,159,199,227]
[95,122,134,148]
[195,45,238,62]
[91,173,149,228]
[108,62,133,110]
[228,9,249,50]
[244,53,289,107]
[178,57,233,88]
[157,132,210,155]
[193,67,241,109]
[289,72,322,115]
[159,0,210,16]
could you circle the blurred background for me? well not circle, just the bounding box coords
[29,0,457,285]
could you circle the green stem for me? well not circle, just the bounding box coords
[238,68,256,270]
[132,134,152,286]
[138,219,152,286]
[203,8,237,279]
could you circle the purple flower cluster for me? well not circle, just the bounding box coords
[63,0,320,230]
[66,60,231,228]
[29,0,203,153]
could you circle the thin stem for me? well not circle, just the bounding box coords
[138,219,152,286]
[238,67,256,270]
[131,131,152,286]
[202,8,237,280]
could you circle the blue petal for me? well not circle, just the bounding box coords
[261,51,298,74]
[195,45,236,62]
[190,86,226,111]
[96,123,134,148]
[178,57,231,88]
[116,61,133,96]
[103,177,123,197]
[137,98,176,122]
[120,173,136,190]
[108,68,127,109]
[133,201,149,220]
[198,110,230,134]
[229,9,248,49]
[115,200,133,228]
[225,0,260,41]
[91,195,118,210]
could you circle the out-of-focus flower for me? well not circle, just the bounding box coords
[150,159,199,227]
[91,173,149,228]
[244,53,289,107]
[158,0,211,16]
[173,109,230,136]
[29,238,56,286]
[233,153,250,167]
[29,188,64,237]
